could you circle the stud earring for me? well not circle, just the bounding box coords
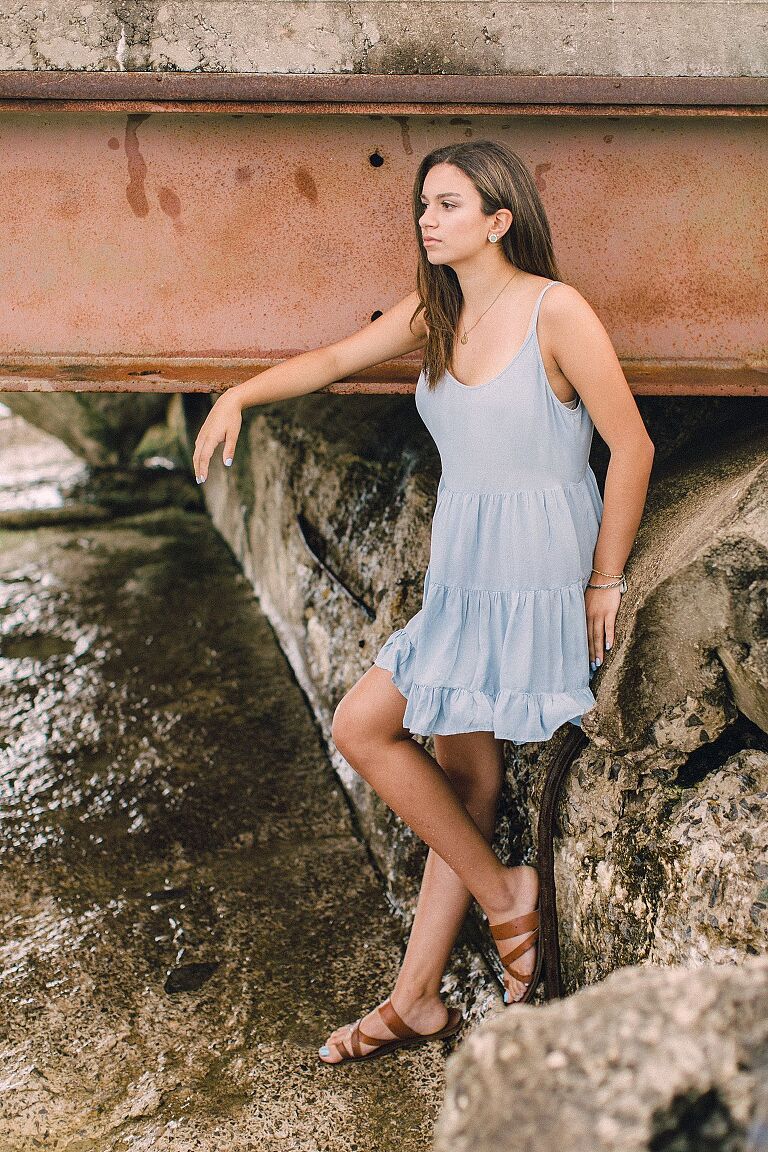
[488,233,498,243]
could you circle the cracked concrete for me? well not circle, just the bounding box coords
[0,1,763,75]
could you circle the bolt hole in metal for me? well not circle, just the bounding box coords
[368,151,385,167]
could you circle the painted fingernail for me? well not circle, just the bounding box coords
[595,657,602,666]
[606,642,612,650]
[196,476,202,484]
[319,1045,330,1056]
[224,458,232,467]
[503,990,510,1003]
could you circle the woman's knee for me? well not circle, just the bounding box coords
[331,681,391,755]
[449,766,503,808]
[331,668,407,758]
[331,693,366,755]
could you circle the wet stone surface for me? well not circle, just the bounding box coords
[0,415,459,1150]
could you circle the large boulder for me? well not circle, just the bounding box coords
[551,746,768,991]
[582,420,768,751]
[180,392,768,1001]
[434,955,768,1152]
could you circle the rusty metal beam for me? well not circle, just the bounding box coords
[0,71,765,116]
[1,100,763,396]
[0,358,765,397]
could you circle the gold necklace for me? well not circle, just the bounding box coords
[460,270,520,345]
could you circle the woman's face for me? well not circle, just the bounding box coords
[418,162,501,266]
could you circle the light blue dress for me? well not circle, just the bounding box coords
[373,280,604,744]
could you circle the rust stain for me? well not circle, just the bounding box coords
[124,113,151,218]
[235,164,253,183]
[107,136,120,150]
[391,115,413,155]
[54,199,82,221]
[534,160,552,192]
[157,186,181,219]
[293,166,318,203]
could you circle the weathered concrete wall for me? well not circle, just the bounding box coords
[0,1,762,76]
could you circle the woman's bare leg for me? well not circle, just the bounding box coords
[394,730,504,998]
[331,668,516,905]
[320,730,504,1062]
[319,667,540,1062]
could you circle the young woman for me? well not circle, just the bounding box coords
[192,140,654,1065]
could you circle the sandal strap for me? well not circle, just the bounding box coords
[357,1027,386,1048]
[489,909,539,940]
[503,963,532,985]
[378,997,421,1039]
[357,999,418,1047]
[334,1029,354,1059]
[339,1019,386,1055]
[333,1002,462,1059]
[499,928,539,969]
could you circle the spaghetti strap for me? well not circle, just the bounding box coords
[525,280,559,343]
[373,278,604,744]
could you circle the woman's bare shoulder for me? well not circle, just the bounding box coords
[540,279,592,316]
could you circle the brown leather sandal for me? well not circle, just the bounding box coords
[319,996,463,1064]
[489,907,543,1006]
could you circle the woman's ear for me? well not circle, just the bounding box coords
[493,209,513,238]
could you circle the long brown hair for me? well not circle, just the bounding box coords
[408,140,563,391]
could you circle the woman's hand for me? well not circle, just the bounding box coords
[193,391,243,484]
[585,584,622,674]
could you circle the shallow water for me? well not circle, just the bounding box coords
[0,408,454,1151]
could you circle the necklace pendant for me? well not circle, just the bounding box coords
[460,333,468,345]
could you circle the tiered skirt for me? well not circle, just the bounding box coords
[373,471,602,744]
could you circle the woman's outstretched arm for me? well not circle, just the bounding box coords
[192,290,426,483]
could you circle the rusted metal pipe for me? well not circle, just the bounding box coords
[0,72,765,116]
[0,358,765,397]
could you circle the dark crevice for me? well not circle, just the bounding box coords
[649,1087,744,1152]
[296,511,376,620]
[673,713,768,788]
